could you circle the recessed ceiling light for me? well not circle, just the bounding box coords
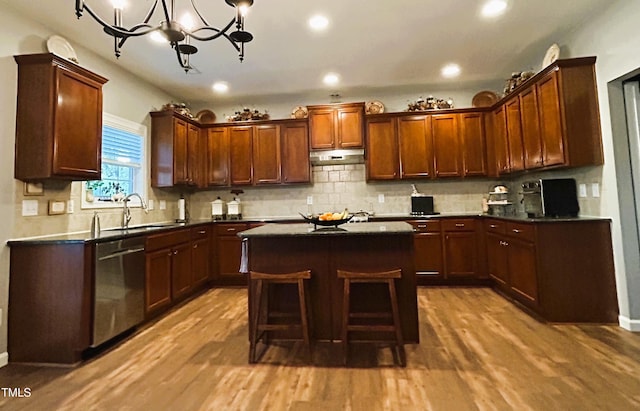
[212,82,229,93]
[441,64,461,78]
[481,0,508,18]
[323,73,340,86]
[309,15,329,31]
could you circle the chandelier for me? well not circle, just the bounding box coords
[75,0,254,72]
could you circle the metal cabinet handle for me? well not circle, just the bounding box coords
[193,244,198,249]
[490,224,498,228]
[227,228,237,232]
[455,223,465,227]
[417,224,427,228]
[512,229,522,233]
[198,230,206,234]
[173,250,178,255]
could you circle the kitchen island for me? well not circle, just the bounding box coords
[239,221,419,342]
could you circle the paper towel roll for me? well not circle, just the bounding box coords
[178,198,186,221]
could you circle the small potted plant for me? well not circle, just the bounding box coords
[85,180,104,202]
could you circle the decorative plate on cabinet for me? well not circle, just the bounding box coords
[291,106,308,119]
[196,109,216,124]
[365,100,385,114]
[542,43,560,69]
[46,35,78,63]
[472,90,499,107]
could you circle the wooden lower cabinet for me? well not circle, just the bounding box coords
[145,247,173,314]
[408,220,443,282]
[442,219,481,278]
[191,226,211,288]
[170,242,193,300]
[213,222,263,285]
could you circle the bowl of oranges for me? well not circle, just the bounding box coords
[300,209,352,229]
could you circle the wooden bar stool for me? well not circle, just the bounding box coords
[249,270,313,364]
[337,269,406,367]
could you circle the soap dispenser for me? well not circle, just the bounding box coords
[91,211,101,237]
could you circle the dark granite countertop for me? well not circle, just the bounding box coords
[238,221,414,237]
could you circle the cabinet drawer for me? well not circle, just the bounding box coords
[484,219,507,235]
[146,229,190,252]
[408,220,441,233]
[190,225,211,240]
[442,219,475,232]
[505,222,535,242]
[216,223,250,236]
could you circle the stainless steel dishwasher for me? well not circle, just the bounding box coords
[93,236,145,347]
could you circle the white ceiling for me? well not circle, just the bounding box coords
[4,0,612,105]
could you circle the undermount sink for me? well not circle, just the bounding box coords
[105,222,183,232]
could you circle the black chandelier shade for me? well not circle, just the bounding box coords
[75,0,254,72]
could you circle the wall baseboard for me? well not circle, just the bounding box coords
[0,352,8,368]
[619,315,640,332]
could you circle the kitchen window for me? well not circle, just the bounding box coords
[81,113,147,209]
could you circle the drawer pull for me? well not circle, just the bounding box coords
[193,244,198,249]
[512,229,522,233]
[198,230,206,234]
[455,223,465,228]
[227,228,237,232]
[417,224,427,228]
[490,224,498,228]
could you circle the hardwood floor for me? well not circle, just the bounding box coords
[1,287,639,410]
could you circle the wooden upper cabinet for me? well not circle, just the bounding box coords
[519,87,543,169]
[14,53,107,181]
[281,120,311,184]
[492,105,510,175]
[398,115,433,179]
[337,105,365,148]
[308,102,365,149]
[151,111,202,188]
[206,127,230,186]
[252,124,281,184]
[537,70,566,167]
[366,116,399,180]
[505,98,525,172]
[432,114,461,177]
[229,125,253,185]
[459,112,487,176]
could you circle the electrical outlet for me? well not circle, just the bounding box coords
[22,200,38,216]
[159,200,167,210]
[67,200,75,213]
[579,184,587,198]
[378,194,385,203]
[148,199,155,210]
[307,196,313,205]
[591,183,600,198]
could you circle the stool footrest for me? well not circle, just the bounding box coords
[349,312,393,320]
[347,324,396,332]
[258,324,303,331]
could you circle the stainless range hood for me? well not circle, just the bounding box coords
[309,149,365,166]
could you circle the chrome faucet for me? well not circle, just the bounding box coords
[122,193,149,229]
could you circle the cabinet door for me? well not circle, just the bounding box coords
[460,112,487,176]
[537,71,566,167]
[398,115,433,179]
[519,87,543,169]
[486,233,509,287]
[187,123,201,186]
[366,117,399,180]
[229,126,253,185]
[432,114,461,177]
[173,118,189,184]
[505,98,525,172]
[444,232,478,277]
[191,238,210,288]
[171,242,192,300]
[145,248,172,314]
[206,127,230,186]
[413,231,443,278]
[507,238,538,305]
[337,105,364,148]
[492,106,510,175]
[281,121,310,183]
[53,67,102,179]
[253,124,281,184]
[309,108,335,149]
[217,236,245,281]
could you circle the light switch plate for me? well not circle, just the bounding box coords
[22,200,38,216]
[591,183,600,198]
[307,196,313,205]
[579,184,587,198]
[159,200,167,210]
[67,200,75,213]
[148,199,155,211]
[378,194,385,203]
